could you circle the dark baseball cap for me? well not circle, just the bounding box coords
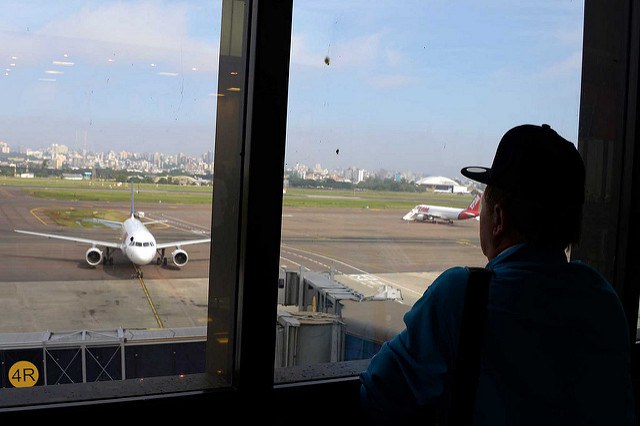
[460,124,585,205]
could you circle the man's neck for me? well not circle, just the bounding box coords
[488,235,526,261]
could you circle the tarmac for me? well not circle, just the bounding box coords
[0,184,486,335]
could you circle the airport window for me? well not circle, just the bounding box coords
[277,0,586,381]
[0,0,236,408]
[0,0,298,413]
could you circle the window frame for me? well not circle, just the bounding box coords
[0,0,294,414]
[1,0,639,420]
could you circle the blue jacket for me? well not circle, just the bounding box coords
[360,243,635,425]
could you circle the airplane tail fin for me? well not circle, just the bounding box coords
[466,192,482,213]
[457,192,482,220]
[130,181,135,217]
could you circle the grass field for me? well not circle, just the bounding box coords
[0,177,212,204]
[0,176,476,210]
[283,187,475,210]
[40,207,132,227]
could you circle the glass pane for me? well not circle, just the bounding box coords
[277,1,584,379]
[0,0,221,394]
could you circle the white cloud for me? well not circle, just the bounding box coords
[541,51,582,78]
[383,48,408,67]
[40,1,191,48]
[329,33,382,68]
[290,34,326,69]
[5,1,219,72]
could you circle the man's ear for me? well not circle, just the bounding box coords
[492,202,506,236]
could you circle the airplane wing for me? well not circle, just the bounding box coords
[156,238,211,249]
[403,205,424,221]
[403,205,446,221]
[141,220,169,226]
[14,229,121,249]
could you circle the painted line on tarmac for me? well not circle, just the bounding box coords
[29,207,50,226]
[135,265,164,328]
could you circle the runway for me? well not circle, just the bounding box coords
[0,185,487,334]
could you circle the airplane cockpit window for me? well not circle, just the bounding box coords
[277,0,585,379]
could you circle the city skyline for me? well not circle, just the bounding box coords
[1,139,459,184]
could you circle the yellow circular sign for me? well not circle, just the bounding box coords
[8,361,39,388]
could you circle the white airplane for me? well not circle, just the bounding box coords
[15,183,211,278]
[402,192,482,224]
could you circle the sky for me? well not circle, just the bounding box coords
[0,1,585,179]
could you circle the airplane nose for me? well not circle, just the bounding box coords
[141,247,156,264]
[132,247,156,265]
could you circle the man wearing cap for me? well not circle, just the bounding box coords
[359,124,635,425]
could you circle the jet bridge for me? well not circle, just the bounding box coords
[0,327,205,388]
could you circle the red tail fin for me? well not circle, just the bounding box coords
[467,192,482,213]
[457,193,482,220]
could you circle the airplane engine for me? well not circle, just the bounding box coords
[416,214,434,222]
[85,248,103,266]
[172,249,188,267]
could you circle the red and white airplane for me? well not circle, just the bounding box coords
[402,192,482,224]
[15,182,211,277]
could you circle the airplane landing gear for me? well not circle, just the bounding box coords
[103,248,114,265]
[102,256,114,265]
[156,248,167,267]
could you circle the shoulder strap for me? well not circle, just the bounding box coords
[447,266,492,426]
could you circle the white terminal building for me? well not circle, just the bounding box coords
[416,175,470,193]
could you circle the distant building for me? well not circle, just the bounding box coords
[54,155,65,169]
[51,143,69,155]
[62,173,84,180]
[416,175,469,194]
